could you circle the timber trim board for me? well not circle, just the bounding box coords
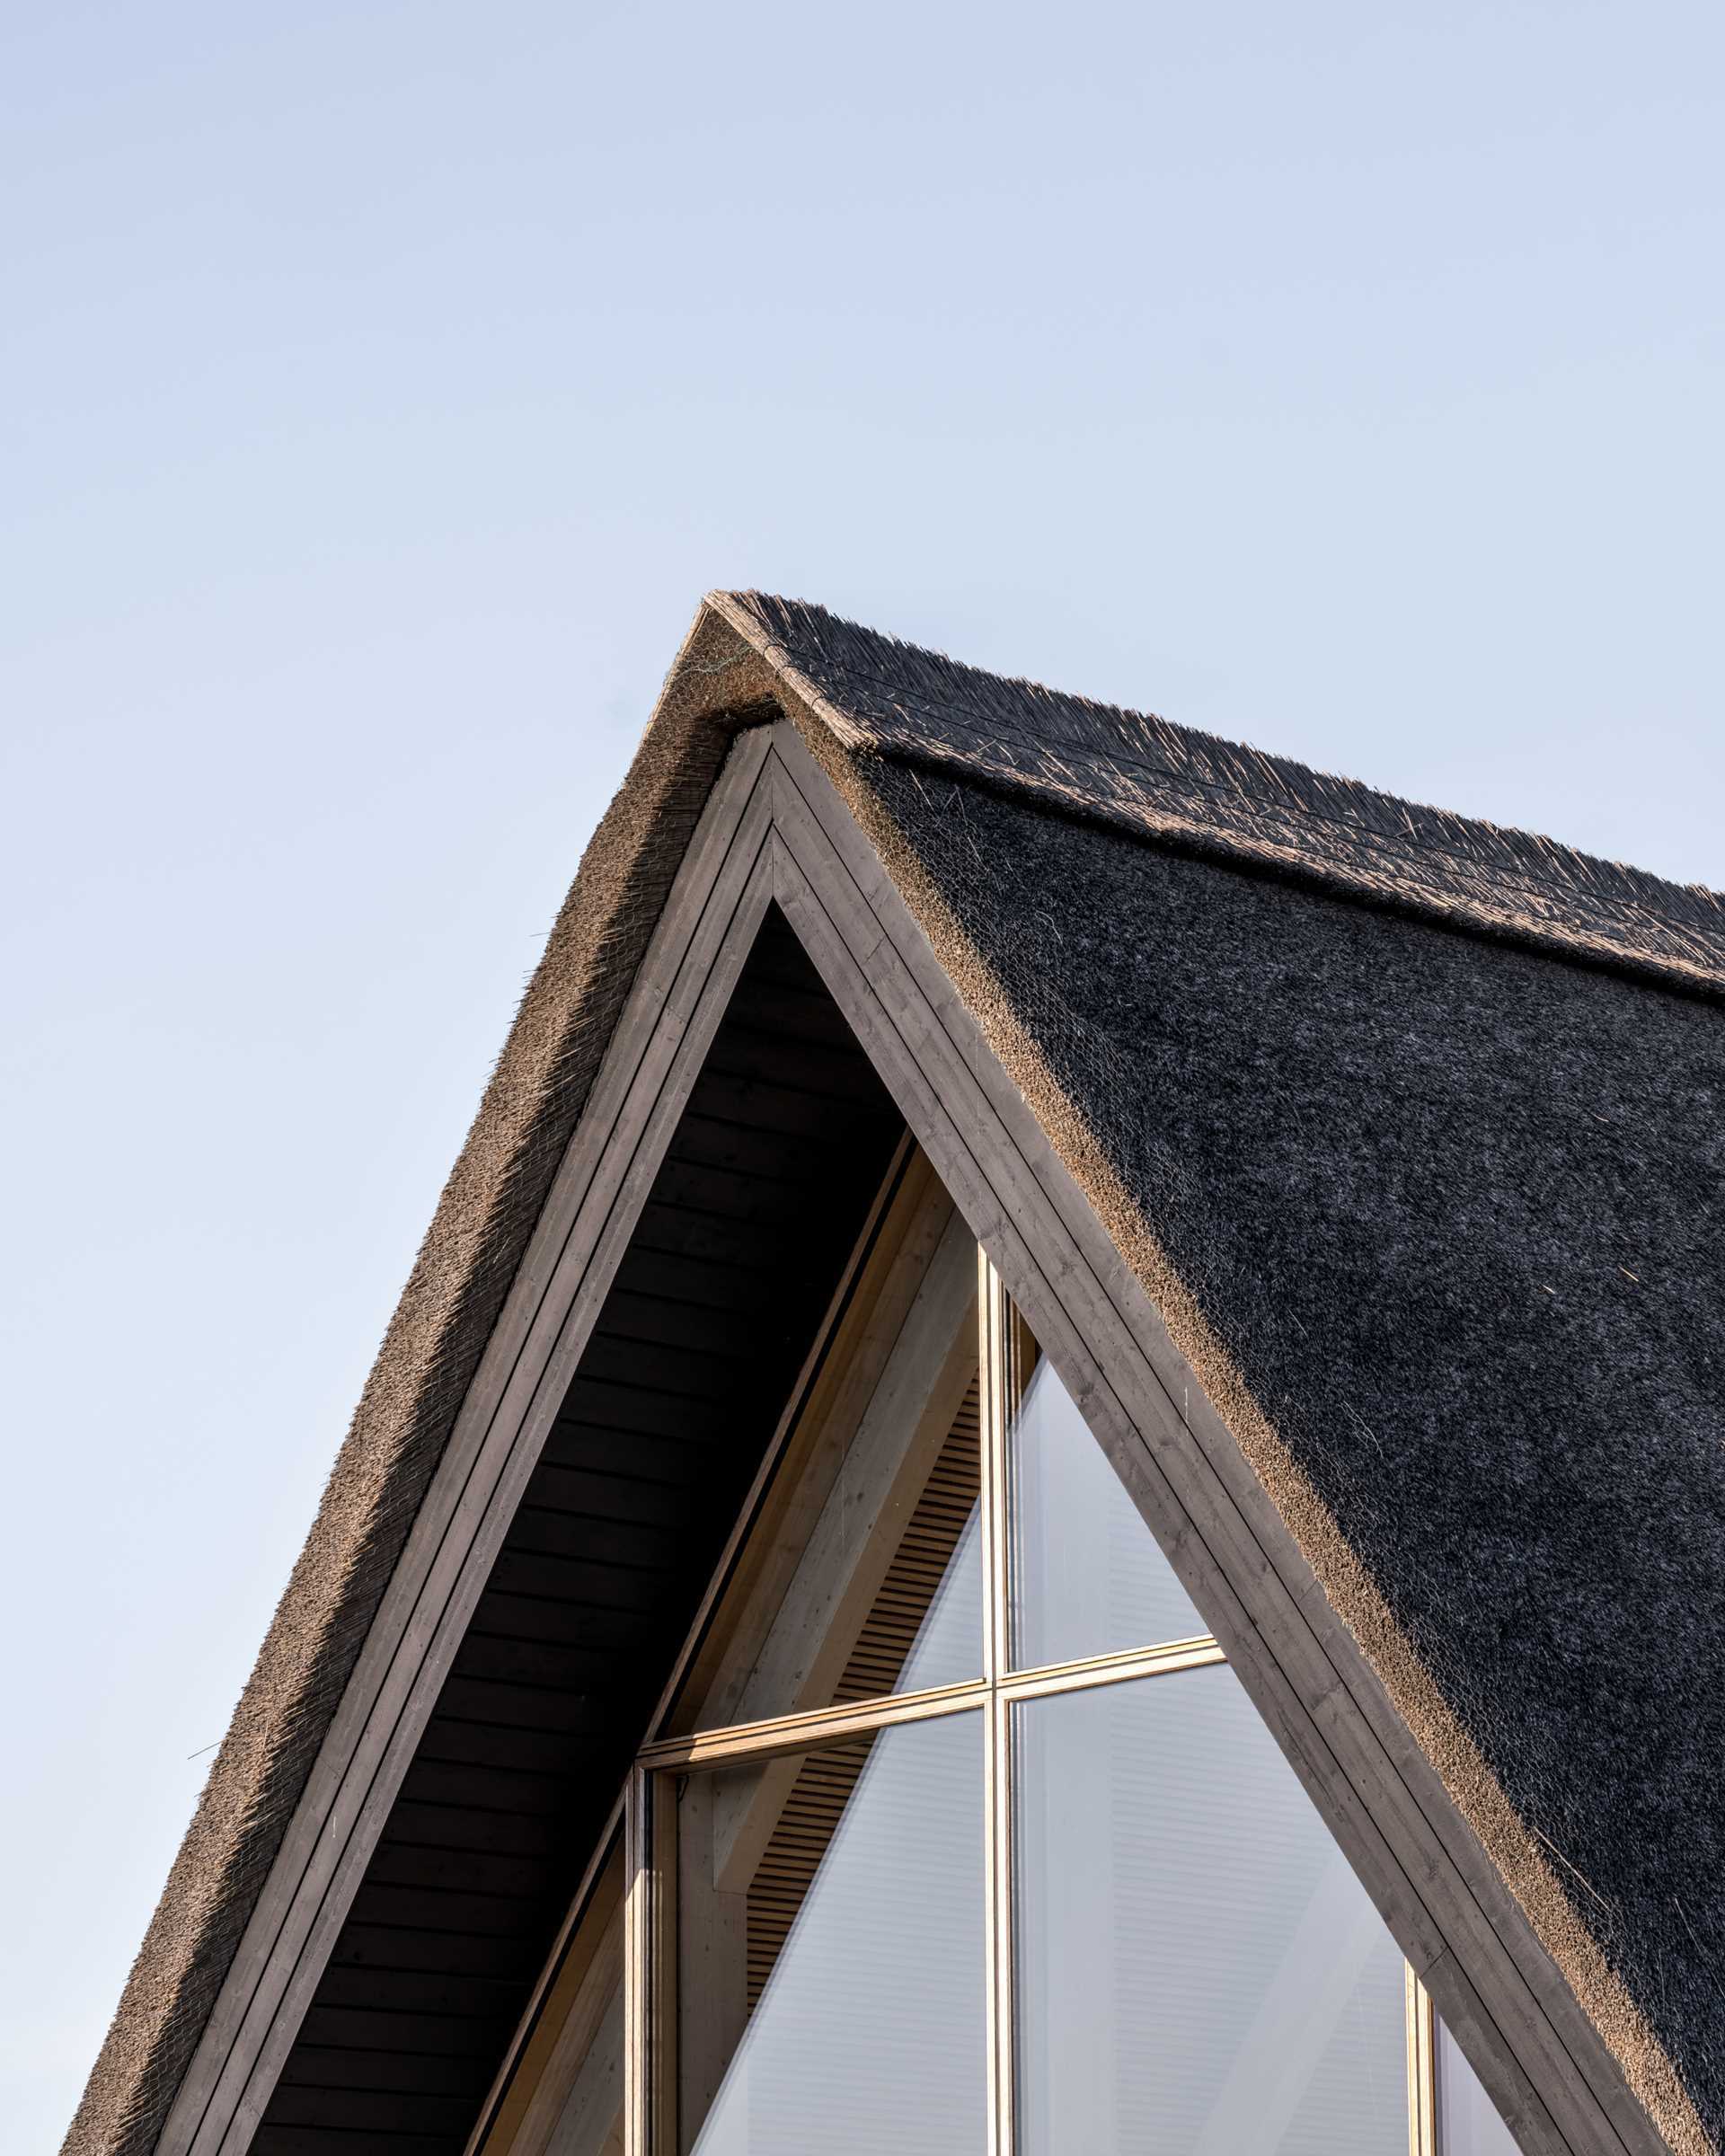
[760,724,1667,2156]
[156,727,786,2156]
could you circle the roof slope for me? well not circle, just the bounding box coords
[68,591,1725,2156]
[720,595,1725,2156]
[719,595,1725,2152]
[861,754,1725,2147]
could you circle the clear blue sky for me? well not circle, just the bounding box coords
[4,4,1721,2146]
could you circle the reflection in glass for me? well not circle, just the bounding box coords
[892,1494,981,1694]
[1011,1354,1205,1669]
[670,1255,983,1736]
[676,1711,985,2156]
[1438,2020,1523,2156]
[1015,1667,1408,2156]
[833,1380,982,1703]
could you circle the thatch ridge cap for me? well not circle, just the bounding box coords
[715,589,1725,994]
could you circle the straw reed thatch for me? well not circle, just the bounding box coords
[68,594,1725,2156]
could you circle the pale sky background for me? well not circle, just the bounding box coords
[4,3,1721,2147]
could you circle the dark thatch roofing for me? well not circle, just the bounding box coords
[69,592,1724,2156]
[738,591,1725,995]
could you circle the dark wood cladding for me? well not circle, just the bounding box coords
[253,909,903,2156]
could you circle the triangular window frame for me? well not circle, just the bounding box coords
[614,1243,1462,2156]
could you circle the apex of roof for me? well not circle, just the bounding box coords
[712,589,1725,996]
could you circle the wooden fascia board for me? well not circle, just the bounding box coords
[155,726,784,2156]
[759,722,1668,2156]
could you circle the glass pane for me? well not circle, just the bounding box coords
[1438,2020,1523,2156]
[674,1710,985,2156]
[1011,1351,1206,1668]
[668,1233,982,1734]
[1015,1666,1409,2156]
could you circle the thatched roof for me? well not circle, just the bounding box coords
[68,593,1725,2156]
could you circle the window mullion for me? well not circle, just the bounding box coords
[1406,1966,1438,2156]
[987,1683,1016,2156]
[981,1253,1016,2156]
[637,1678,987,1772]
[979,1247,1012,1686]
[998,1638,1225,1701]
[624,1767,650,2156]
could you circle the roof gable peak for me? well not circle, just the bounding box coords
[712,588,1725,997]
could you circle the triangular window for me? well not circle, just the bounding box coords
[498,1166,1526,2156]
